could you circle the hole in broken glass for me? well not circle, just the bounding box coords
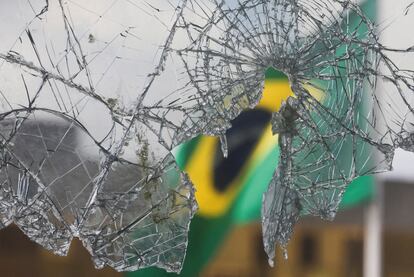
[172,67,290,217]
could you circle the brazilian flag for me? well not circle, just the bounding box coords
[128,1,376,276]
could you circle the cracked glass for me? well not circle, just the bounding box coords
[1,0,414,273]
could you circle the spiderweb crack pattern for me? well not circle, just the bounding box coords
[176,0,414,266]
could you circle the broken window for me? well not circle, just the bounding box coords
[1,0,414,273]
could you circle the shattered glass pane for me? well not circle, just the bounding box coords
[0,0,198,272]
[1,0,414,273]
